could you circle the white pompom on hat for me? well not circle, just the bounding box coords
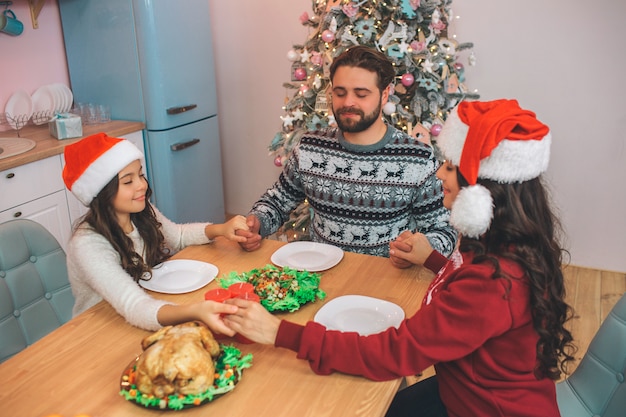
[436,99,551,238]
[62,132,144,206]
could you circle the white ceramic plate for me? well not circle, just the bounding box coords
[139,259,218,294]
[4,90,33,129]
[271,241,344,271]
[31,86,55,124]
[53,83,73,113]
[49,84,65,113]
[47,84,62,113]
[314,295,405,336]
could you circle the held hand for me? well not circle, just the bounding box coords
[389,232,434,266]
[221,215,250,243]
[157,301,238,336]
[236,215,262,252]
[223,298,280,345]
[196,301,238,336]
[389,230,415,269]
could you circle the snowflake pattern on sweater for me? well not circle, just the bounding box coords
[251,126,457,257]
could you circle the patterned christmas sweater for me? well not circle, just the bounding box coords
[250,125,457,257]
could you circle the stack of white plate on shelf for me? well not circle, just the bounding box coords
[3,83,74,129]
[30,83,73,125]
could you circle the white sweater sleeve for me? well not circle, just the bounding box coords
[155,207,212,253]
[67,227,171,331]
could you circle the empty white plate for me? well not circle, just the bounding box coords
[271,241,344,271]
[139,259,218,294]
[314,295,405,336]
[4,90,33,129]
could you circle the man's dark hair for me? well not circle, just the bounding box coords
[329,46,396,92]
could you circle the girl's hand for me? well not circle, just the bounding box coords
[157,301,238,336]
[223,215,250,242]
[195,301,238,336]
[205,215,250,242]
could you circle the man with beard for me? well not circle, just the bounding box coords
[237,46,456,261]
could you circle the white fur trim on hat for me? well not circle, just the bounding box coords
[437,106,551,183]
[450,184,493,238]
[436,107,467,166]
[71,140,144,206]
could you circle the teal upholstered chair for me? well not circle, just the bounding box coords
[556,292,626,417]
[0,219,75,362]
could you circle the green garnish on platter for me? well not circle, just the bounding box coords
[219,264,326,312]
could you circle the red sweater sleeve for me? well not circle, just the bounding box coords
[423,250,449,273]
[274,262,521,381]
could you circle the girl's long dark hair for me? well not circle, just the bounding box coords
[458,173,575,380]
[78,175,170,282]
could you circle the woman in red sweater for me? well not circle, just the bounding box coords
[225,99,575,417]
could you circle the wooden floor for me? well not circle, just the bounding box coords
[561,265,626,373]
[405,265,626,386]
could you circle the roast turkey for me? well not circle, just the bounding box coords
[135,321,220,398]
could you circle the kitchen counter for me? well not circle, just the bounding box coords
[0,120,145,171]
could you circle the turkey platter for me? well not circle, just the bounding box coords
[135,321,220,398]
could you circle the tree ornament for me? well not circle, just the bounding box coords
[315,92,329,112]
[280,114,295,128]
[430,123,443,136]
[412,123,432,145]
[299,49,311,63]
[468,52,477,66]
[383,102,396,115]
[292,109,306,121]
[294,67,307,81]
[321,29,335,43]
[445,73,460,94]
[274,156,283,167]
[401,73,415,87]
[286,49,300,62]
[291,62,306,81]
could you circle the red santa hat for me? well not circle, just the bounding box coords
[436,99,551,238]
[62,132,144,206]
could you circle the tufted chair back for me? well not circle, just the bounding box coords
[556,292,626,417]
[0,219,75,362]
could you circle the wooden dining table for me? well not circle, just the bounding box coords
[0,238,434,417]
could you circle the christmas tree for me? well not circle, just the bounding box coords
[269,0,478,242]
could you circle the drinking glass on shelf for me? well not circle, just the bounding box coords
[86,103,98,125]
[97,104,111,123]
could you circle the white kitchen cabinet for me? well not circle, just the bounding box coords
[64,130,145,226]
[0,155,72,251]
[0,190,71,250]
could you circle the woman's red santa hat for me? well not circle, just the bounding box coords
[436,99,551,238]
[62,132,144,206]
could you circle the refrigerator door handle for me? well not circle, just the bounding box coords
[166,104,198,115]
[170,138,200,151]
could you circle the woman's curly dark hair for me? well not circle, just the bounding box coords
[78,174,170,282]
[458,173,576,380]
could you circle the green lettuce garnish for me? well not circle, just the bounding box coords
[218,264,326,312]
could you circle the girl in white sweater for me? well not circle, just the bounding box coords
[62,133,247,332]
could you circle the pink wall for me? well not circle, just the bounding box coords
[0,0,69,133]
